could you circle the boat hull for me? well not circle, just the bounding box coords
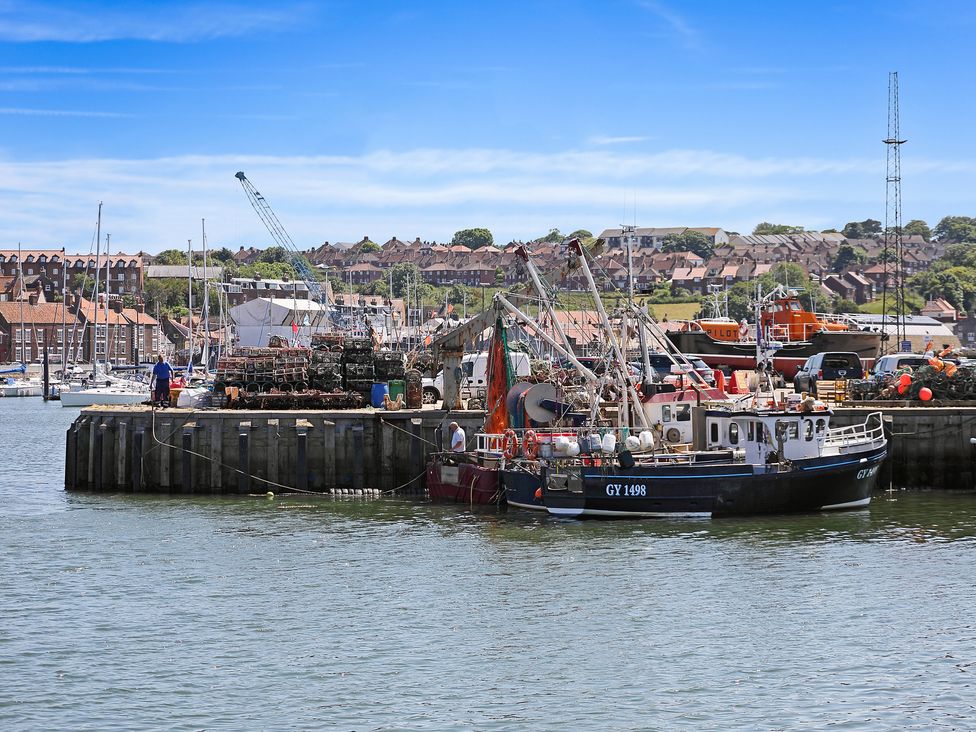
[60,389,149,407]
[666,330,882,378]
[500,468,545,511]
[425,457,502,505]
[1,382,44,397]
[541,444,888,518]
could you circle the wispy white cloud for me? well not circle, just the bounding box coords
[0,107,132,117]
[0,66,176,74]
[0,147,969,251]
[588,135,652,146]
[637,0,702,51]
[0,1,308,43]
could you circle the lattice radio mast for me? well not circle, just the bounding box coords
[881,71,907,352]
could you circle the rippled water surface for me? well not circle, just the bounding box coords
[1,399,975,730]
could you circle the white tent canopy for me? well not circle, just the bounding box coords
[229,297,330,347]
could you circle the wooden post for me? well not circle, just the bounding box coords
[116,420,128,490]
[296,419,312,492]
[267,419,279,488]
[158,420,172,490]
[209,420,223,494]
[181,422,196,494]
[380,418,396,489]
[94,423,107,491]
[410,417,423,482]
[238,421,251,494]
[65,424,77,489]
[352,424,364,492]
[322,420,336,491]
[133,429,145,492]
[87,416,97,487]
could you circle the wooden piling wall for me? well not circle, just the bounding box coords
[65,404,976,494]
[64,406,485,495]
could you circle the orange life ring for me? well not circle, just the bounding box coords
[523,430,540,460]
[502,429,519,460]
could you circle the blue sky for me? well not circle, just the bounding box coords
[0,0,974,253]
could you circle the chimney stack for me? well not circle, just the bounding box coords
[28,293,39,306]
[136,303,145,314]
[110,299,123,313]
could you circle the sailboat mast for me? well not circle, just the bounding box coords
[17,242,24,364]
[91,203,102,380]
[187,238,193,368]
[61,248,67,368]
[201,219,210,370]
[104,233,111,367]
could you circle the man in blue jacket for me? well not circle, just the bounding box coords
[151,354,175,406]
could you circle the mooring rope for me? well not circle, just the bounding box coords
[144,404,428,496]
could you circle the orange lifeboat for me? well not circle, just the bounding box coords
[760,297,851,342]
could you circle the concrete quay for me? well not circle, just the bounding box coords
[832,405,976,489]
[64,405,484,495]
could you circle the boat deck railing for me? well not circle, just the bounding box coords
[824,411,886,448]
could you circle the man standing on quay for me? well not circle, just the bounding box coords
[151,353,174,407]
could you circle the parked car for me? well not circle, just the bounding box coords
[793,352,864,395]
[630,354,716,386]
[422,351,532,404]
[870,353,931,378]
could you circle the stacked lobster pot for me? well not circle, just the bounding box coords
[214,347,310,395]
[342,336,375,401]
[373,351,405,381]
[309,334,345,392]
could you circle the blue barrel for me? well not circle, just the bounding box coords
[371,382,389,408]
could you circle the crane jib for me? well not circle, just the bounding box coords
[235,171,325,304]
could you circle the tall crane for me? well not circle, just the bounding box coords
[234,171,326,305]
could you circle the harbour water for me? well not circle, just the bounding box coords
[2,399,976,730]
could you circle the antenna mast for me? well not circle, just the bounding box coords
[881,71,907,353]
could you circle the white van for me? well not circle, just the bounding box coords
[422,351,531,404]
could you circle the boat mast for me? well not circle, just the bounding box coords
[61,249,67,369]
[568,239,649,430]
[187,238,193,371]
[104,233,111,367]
[515,246,574,354]
[17,242,24,364]
[201,219,210,371]
[91,203,102,380]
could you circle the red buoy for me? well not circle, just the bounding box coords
[898,373,912,387]
[919,387,933,401]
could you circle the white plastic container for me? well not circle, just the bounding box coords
[567,441,581,457]
[624,435,640,452]
[589,434,602,453]
[601,432,617,453]
[554,435,571,455]
[639,430,655,451]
